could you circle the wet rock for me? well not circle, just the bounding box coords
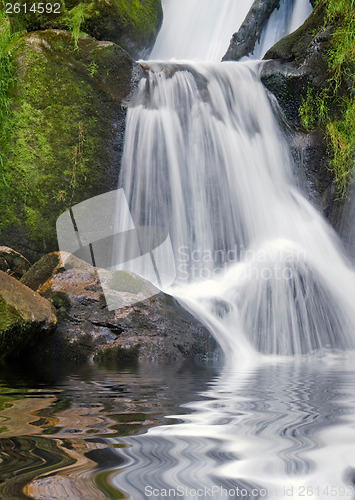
[0,247,31,279]
[0,271,57,361]
[260,2,348,229]
[23,252,216,363]
[223,0,280,61]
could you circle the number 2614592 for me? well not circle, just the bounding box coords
[5,3,61,13]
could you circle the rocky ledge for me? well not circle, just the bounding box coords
[0,250,217,364]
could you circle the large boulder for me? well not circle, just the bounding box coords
[0,271,57,360]
[21,252,216,363]
[9,0,163,59]
[0,30,136,261]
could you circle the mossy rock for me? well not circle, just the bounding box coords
[0,271,57,360]
[21,252,62,291]
[264,1,330,87]
[7,0,163,59]
[261,2,331,125]
[0,30,134,261]
[261,1,353,228]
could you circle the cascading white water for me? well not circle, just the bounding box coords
[151,0,312,62]
[114,1,355,498]
[120,59,355,357]
[150,0,254,61]
[250,0,312,60]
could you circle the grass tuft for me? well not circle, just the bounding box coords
[299,0,354,196]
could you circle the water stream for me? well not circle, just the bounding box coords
[115,0,355,497]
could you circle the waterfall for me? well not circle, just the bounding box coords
[250,0,313,60]
[118,0,355,359]
[150,0,254,61]
[150,0,312,62]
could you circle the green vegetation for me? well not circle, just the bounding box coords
[0,296,22,331]
[299,0,354,196]
[64,3,89,48]
[0,34,98,242]
[0,0,152,256]
[0,29,132,252]
[0,9,21,186]
[4,0,163,57]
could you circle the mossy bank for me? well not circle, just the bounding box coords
[261,0,354,225]
[6,0,163,59]
[0,30,135,260]
[0,0,162,260]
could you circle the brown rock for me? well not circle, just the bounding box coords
[0,271,57,360]
[23,252,216,363]
[0,246,31,279]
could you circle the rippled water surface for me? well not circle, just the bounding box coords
[0,359,216,499]
[2,355,355,499]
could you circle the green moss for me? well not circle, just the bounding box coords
[66,0,163,57]
[0,9,22,183]
[5,0,162,58]
[0,296,38,360]
[0,296,22,331]
[70,333,95,360]
[297,0,354,196]
[299,83,328,131]
[326,98,355,195]
[64,3,90,48]
[42,290,71,312]
[0,30,132,252]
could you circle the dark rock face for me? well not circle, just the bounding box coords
[0,271,57,360]
[259,3,347,229]
[221,1,342,223]
[0,30,136,262]
[22,252,216,363]
[0,247,31,279]
[223,0,280,61]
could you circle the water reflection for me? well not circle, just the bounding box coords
[2,356,355,499]
[0,359,216,499]
[114,355,355,499]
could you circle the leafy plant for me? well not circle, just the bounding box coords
[88,60,98,77]
[65,3,89,49]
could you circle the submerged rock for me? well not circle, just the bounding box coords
[22,252,216,363]
[0,246,31,279]
[0,271,57,360]
[0,30,136,262]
